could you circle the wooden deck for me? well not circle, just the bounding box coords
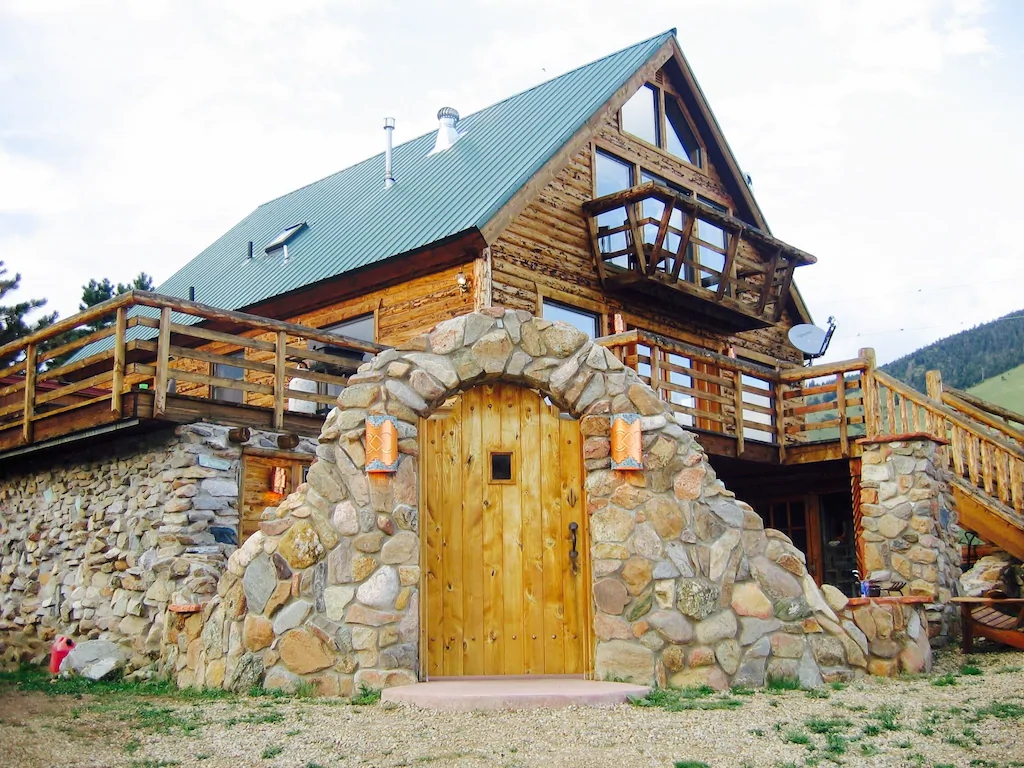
[0,291,383,459]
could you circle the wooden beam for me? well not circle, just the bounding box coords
[624,203,648,275]
[756,246,782,317]
[772,261,798,323]
[154,306,171,417]
[943,390,1024,445]
[669,214,696,283]
[22,344,36,444]
[228,427,252,443]
[111,307,127,417]
[716,230,740,301]
[836,372,848,456]
[647,200,675,275]
[274,331,287,430]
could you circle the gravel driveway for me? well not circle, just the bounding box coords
[1,647,1022,768]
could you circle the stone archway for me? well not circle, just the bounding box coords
[180,309,931,695]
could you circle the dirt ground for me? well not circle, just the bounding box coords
[1,646,1022,768]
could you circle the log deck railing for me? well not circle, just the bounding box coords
[599,330,1022,533]
[2,296,1020,539]
[0,291,383,453]
[582,183,816,330]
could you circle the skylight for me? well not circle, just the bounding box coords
[265,222,307,253]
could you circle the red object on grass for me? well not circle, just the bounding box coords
[49,636,75,674]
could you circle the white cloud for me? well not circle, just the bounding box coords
[0,0,1015,368]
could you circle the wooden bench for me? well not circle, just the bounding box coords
[951,596,1024,652]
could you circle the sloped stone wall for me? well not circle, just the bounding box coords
[187,309,931,693]
[0,424,315,675]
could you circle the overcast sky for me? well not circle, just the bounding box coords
[2,0,1021,365]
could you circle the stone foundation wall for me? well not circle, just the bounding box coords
[0,424,315,674]
[182,309,930,694]
[858,435,961,646]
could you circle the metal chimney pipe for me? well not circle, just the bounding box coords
[384,117,395,189]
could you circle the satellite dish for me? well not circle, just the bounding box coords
[788,317,836,360]
[789,324,826,355]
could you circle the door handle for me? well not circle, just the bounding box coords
[568,522,579,572]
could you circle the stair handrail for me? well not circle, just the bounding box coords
[872,369,1024,459]
[940,386,1024,446]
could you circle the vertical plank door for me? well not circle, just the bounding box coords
[422,384,586,676]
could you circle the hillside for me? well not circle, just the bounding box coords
[968,362,1024,415]
[880,309,1024,394]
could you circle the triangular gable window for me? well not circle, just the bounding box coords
[620,81,703,169]
[665,99,701,167]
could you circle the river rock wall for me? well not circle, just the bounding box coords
[183,309,932,694]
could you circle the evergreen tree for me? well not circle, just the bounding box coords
[0,261,57,368]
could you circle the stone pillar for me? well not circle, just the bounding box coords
[857,434,961,646]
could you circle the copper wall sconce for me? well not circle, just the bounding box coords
[366,414,399,473]
[610,413,643,470]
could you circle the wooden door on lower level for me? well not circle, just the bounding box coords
[422,384,587,677]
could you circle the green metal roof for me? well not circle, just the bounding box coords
[155,31,674,312]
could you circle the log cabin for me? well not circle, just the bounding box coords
[1,30,1021,690]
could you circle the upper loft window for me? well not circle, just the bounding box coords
[621,83,702,168]
[621,84,660,146]
[265,222,307,253]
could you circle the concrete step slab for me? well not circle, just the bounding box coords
[380,678,650,711]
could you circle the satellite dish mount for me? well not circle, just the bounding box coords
[788,316,836,363]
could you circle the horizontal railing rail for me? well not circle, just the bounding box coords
[0,291,385,450]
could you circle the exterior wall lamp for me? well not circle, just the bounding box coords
[366,414,399,473]
[455,270,470,293]
[610,413,643,470]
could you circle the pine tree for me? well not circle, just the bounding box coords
[0,261,56,369]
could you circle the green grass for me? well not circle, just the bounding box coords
[765,675,801,692]
[350,683,381,706]
[630,686,743,712]
[261,745,284,759]
[960,664,984,676]
[931,673,959,687]
[673,762,711,768]
[969,363,1024,414]
[974,701,1024,720]
[868,704,903,731]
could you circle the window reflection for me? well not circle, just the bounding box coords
[621,84,660,146]
[542,301,599,338]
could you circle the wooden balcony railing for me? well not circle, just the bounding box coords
[582,183,816,331]
[0,291,383,454]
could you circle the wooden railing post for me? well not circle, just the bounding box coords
[111,306,127,416]
[925,370,943,437]
[775,373,787,462]
[274,331,287,430]
[154,306,172,417]
[836,372,848,456]
[860,347,880,437]
[732,368,745,456]
[22,343,36,444]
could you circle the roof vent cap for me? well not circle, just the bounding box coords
[430,107,463,155]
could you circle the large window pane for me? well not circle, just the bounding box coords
[665,98,701,167]
[595,151,634,267]
[317,314,375,407]
[621,84,660,146]
[543,300,599,338]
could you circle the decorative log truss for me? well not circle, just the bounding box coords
[582,182,816,330]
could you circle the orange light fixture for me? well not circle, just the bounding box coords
[610,413,642,470]
[270,466,288,495]
[366,414,399,473]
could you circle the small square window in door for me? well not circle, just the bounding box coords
[489,452,514,483]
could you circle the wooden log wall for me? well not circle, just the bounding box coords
[168,264,475,404]
[489,106,803,365]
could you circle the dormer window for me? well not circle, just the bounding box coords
[621,83,702,168]
[265,222,307,253]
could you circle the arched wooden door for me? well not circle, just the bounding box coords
[421,383,588,677]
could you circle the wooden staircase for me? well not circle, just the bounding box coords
[867,369,1024,561]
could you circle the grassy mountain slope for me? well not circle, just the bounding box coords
[968,363,1024,415]
[880,310,1024,394]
